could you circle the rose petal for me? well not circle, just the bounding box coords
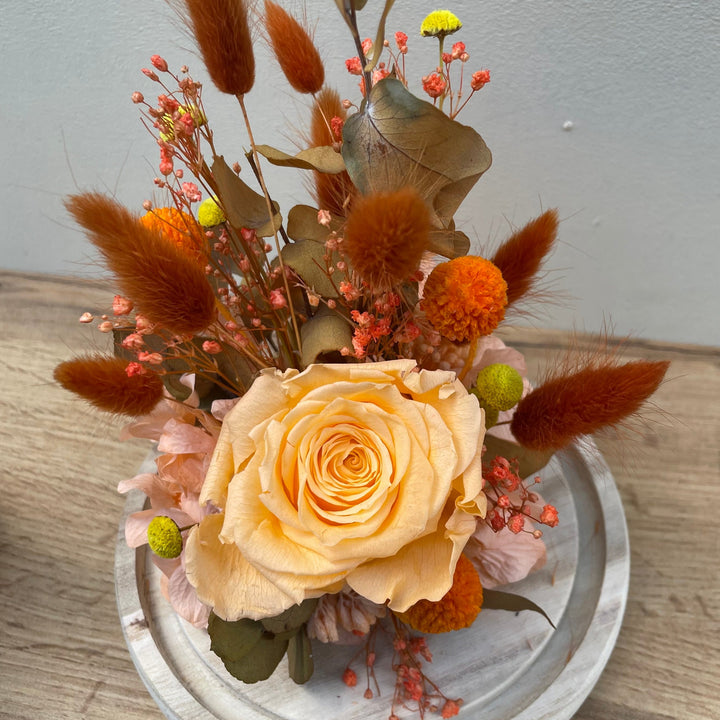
[184,514,299,621]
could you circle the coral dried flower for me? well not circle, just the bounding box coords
[139,207,207,265]
[491,209,559,307]
[398,554,483,633]
[422,256,507,342]
[343,187,430,287]
[264,0,325,95]
[65,193,216,337]
[54,354,164,416]
[511,358,670,451]
[183,0,255,96]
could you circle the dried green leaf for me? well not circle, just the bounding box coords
[483,433,555,480]
[287,204,343,242]
[255,144,346,174]
[341,77,491,227]
[300,306,354,368]
[427,229,471,259]
[211,155,280,231]
[281,239,338,298]
[364,0,396,73]
[261,598,319,634]
[482,589,556,629]
[222,633,290,683]
[207,613,264,663]
[287,626,314,684]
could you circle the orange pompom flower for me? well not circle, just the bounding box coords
[398,554,483,634]
[422,256,507,342]
[264,0,325,95]
[343,187,430,287]
[54,354,164,416]
[140,207,207,265]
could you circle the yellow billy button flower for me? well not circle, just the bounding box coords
[147,516,183,559]
[420,10,462,38]
[472,363,524,412]
[197,196,226,227]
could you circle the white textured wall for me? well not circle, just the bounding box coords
[4,0,719,345]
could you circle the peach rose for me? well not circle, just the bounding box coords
[185,360,487,621]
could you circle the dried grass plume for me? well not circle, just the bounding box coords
[183,0,255,95]
[264,0,324,94]
[310,87,355,215]
[491,209,559,308]
[65,193,216,336]
[511,342,670,451]
[54,355,164,416]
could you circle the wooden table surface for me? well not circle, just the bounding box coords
[1,270,718,720]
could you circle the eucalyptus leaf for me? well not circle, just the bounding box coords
[300,307,354,368]
[255,144,346,174]
[482,589,556,629]
[281,239,338,297]
[483,434,555,480]
[287,626,314,684]
[364,0,396,73]
[261,598,319,634]
[427,229,471,259]
[341,77,492,227]
[221,632,291,683]
[211,155,280,231]
[207,613,264,663]
[287,204,343,242]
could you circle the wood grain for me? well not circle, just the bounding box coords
[1,270,718,720]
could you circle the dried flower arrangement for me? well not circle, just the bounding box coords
[54,2,669,717]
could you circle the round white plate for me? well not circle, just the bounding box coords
[115,438,629,720]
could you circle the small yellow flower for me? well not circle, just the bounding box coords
[473,363,524,411]
[197,196,226,227]
[420,10,462,38]
[147,516,183,559]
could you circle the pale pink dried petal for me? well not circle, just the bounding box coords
[465,521,547,588]
[168,562,211,627]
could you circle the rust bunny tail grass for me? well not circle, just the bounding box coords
[310,87,345,147]
[264,0,324,94]
[54,355,165,416]
[491,209,559,307]
[510,359,670,451]
[65,193,216,336]
[183,0,255,95]
[309,88,355,216]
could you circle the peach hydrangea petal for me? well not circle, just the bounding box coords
[184,514,299,621]
[465,521,547,588]
[168,562,211,627]
[158,417,217,455]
